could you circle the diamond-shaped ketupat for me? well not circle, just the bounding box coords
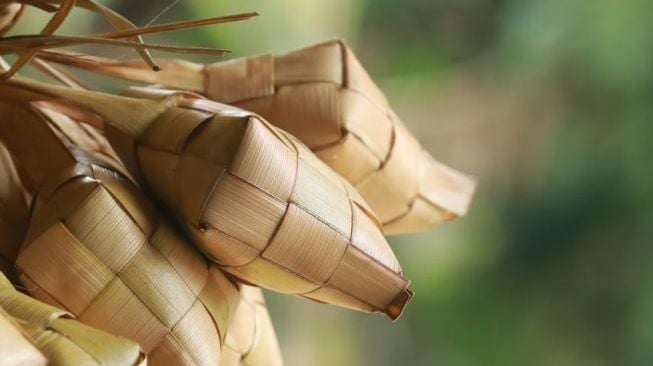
[0,102,242,365]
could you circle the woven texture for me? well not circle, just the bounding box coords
[0,272,144,366]
[35,101,283,366]
[203,39,476,234]
[0,141,28,284]
[39,104,133,181]
[32,39,476,235]
[97,87,413,320]
[0,102,242,366]
[221,286,283,366]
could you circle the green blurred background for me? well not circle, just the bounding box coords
[12,0,653,365]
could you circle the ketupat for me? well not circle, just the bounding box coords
[2,77,413,320]
[0,272,144,366]
[121,86,412,320]
[35,39,476,234]
[45,100,285,366]
[120,86,413,320]
[0,101,242,365]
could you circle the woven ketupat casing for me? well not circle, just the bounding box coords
[0,272,144,366]
[0,142,28,284]
[38,102,284,366]
[0,102,242,366]
[202,39,476,234]
[107,88,412,320]
[220,286,283,366]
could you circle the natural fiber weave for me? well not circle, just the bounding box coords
[120,87,413,320]
[0,2,23,36]
[220,286,283,366]
[35,39,476,234]
[0,272,144,366]
[0,101,243,365]
[38,101,283,366]
[205,40,476,234]
[0,141,28,284]
[38,102,134,181]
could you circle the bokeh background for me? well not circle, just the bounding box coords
[10,0,653,365]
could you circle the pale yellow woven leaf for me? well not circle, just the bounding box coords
[0,306,47,366]
[0,272,144,366]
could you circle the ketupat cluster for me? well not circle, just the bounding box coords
[0,1,475,365]
[37,39,476,234]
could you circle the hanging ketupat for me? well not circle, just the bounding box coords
[0,101,242,366]
[0,0,478,364]
[44,104,285,366]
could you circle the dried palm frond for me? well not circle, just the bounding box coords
[0,2,23,36]
[18,0,243,70]
[34,39,477,234]
[0,272,145,366]
[0,0,257,78]
[0,100,243,365]
[1,77,413,320]
[0,141,28,284]
[33,0,157,69]
[221,286,283,366]
[1,0,78,79]
[1,33,230,56]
